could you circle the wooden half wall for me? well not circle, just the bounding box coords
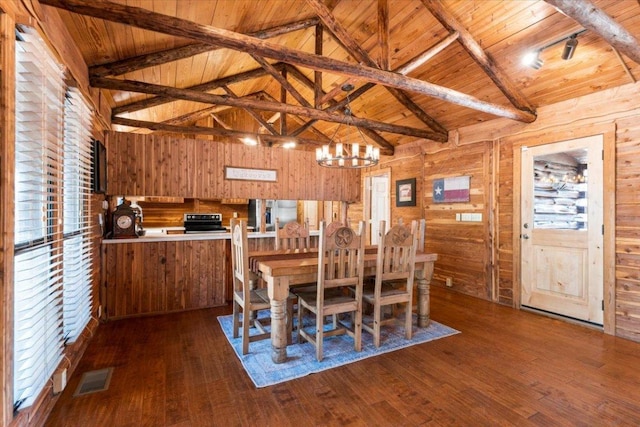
[104,131,361,202]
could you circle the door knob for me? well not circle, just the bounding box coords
[521,234,529,239]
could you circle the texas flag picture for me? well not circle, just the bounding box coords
[433,176,470,203]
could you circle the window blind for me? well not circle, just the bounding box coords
[14,27,65,410]
[13,26,94,411]
[63,87,94,342]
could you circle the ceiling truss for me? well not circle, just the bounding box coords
[39,0,563,154]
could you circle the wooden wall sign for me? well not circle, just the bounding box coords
[224,166,277,182]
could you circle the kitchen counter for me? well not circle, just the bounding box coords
[100,227,320,319]
[102,227,320,244]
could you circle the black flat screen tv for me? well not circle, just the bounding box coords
[93,139,107,194]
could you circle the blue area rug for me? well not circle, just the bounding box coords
[217,313,459,387]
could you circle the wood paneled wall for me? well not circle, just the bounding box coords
[413,81,640,343]
[423,141,493,299]
[349,143,425,239]
[105,131,360,202]
[612,116,640,342]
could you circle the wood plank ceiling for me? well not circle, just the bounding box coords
[37,0,640,155]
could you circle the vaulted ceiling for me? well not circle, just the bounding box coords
[38,0,640,155]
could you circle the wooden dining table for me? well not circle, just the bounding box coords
[252,248,438,363]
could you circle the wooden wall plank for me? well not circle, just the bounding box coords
[0,11,15,426]
[106,131,360,202]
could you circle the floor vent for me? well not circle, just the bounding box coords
[73,367,113,397]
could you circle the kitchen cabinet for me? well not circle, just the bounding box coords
[102,239,229,319]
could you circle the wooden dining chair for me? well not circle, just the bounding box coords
[275,217,311,250]
[231,219,291,354]
[324,219,349,236]
[362,219,419,348]
[296,220,366,361]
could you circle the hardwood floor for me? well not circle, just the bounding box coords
[46,286,640,426]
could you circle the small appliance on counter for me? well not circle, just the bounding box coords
[183,213,227,233]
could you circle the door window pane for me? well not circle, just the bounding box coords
[533,149,588,230]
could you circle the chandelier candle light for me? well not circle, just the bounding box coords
[316,84,380,168]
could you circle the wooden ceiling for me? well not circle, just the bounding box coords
[38,0,640,155]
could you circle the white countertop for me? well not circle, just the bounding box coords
[102,227,319,244]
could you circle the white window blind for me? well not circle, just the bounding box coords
[63,88,94,342]
[13,26,93,411]
[14,26,65,410]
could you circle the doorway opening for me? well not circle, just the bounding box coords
[364,169,390,245]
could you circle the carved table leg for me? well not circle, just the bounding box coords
[267,276,290,363]
[416,261,434,328]
[269,298,288,363]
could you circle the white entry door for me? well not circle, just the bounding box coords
[520,135,604,325]
[369,174,390,245]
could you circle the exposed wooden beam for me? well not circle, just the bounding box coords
[165,106,221,125]
[94,76,444,143]
[296,91,402,148]
[305,0,375,67]
[280,68,287,134]
[111,116,326,149]
[221,85,279,135]
[544,0,640,65]
[158,91,276,126]
[112,63,284,116]
[612,47,636,83]
[314,24,323,108]
[315,31,458,110]
[420,0,535,115]
[284,65,396,151]
[378,0,390,71]
[306,0,449,135]
[90,17,320,77]
[40,0,536,123]
[209,113,231,130]
[317,77,360,106]
[260,91,333,144]
[250,54,312,108]
[396,31,460,76]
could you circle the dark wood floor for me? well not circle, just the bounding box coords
[46,286,640,426]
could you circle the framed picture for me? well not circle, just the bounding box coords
[92,139,107,194]
[396,178,416,207]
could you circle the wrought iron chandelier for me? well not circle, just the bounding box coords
[316,84,380,169]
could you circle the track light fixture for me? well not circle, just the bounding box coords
[522,29,586,70]
[522,51,543,70]
[562,35,579,60]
